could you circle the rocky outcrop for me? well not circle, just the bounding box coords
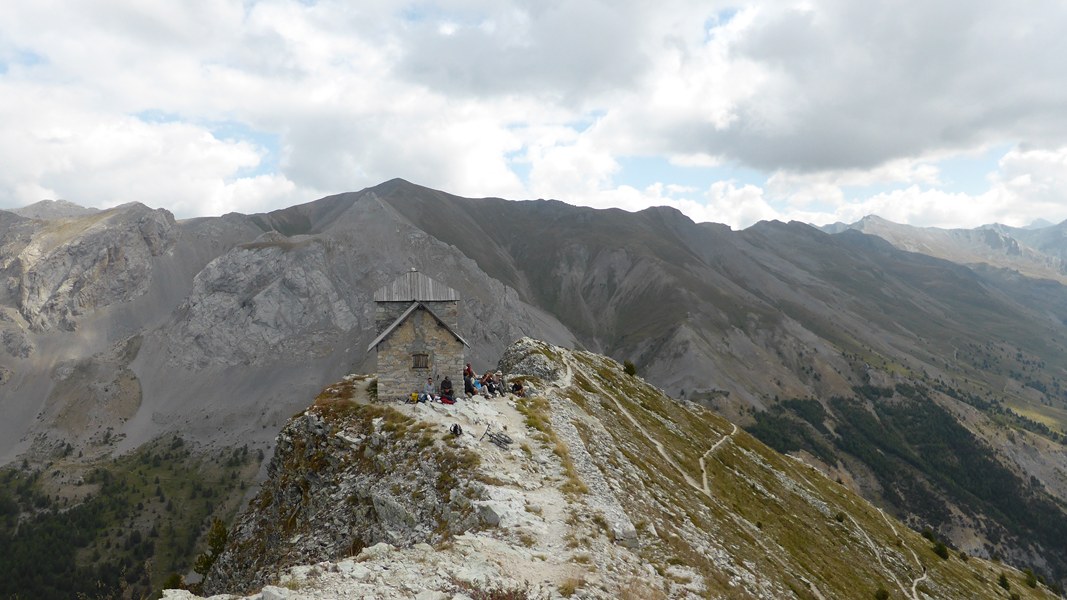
[172,541,545,600]
[497,336,564,382]
[1,327,34,359]
[202,377,487,595]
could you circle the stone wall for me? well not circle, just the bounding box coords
[375,301,458,332]
[374,302,464,400]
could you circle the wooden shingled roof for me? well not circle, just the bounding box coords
[373,269,459,302]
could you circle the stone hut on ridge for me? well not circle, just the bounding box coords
[368,269,468,400]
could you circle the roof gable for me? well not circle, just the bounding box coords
[374,269,459,302]
[367,301,469,351]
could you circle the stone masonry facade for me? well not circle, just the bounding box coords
[375,301,464,400]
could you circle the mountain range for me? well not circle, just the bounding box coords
[2,178,1067,595]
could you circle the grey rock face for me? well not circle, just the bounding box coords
[158,193,576,373]
[824,214,1067,282]
[167,233,360,368]
[15,204,177,331]
[1,328,34,358]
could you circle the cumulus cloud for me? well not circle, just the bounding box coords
[0,80,302,215]
[697,0,1067,171]
[0,0,1065,229]
[396,1,652,101]
[981,146,1067,226]
[734,146,1067,230]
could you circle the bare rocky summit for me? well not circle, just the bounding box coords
[7,199,100,221]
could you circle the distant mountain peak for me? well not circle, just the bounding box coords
[369,177,444,199]
[857,214,893,224]
[9,199,99,220]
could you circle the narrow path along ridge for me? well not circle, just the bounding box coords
[549,351,827,597]
[547,350,831,599]
[556,354,705,495]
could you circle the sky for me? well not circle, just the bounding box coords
[2,1,1067,230]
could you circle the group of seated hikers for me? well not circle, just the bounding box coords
[416,362,525,404]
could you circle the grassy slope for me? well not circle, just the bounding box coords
[749,385,1067,584]
[535,341,1059,599]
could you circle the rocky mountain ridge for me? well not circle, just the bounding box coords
[821,214,1067,283]
[3,180,1067,593]
[177,339,1058,599]
[0,189,576,466]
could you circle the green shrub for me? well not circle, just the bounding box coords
[873,587,889,600]
[162,572,184,590]
[623,360,637,377]
[193,517,228,576]
[998,573,1010,590]
[933,541,949,559]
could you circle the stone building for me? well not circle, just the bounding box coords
[368,269,468,400]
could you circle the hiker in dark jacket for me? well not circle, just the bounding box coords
[440,377,455,404]
[464,373,475,398]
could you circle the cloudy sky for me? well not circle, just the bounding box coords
[2,1,1066,229]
